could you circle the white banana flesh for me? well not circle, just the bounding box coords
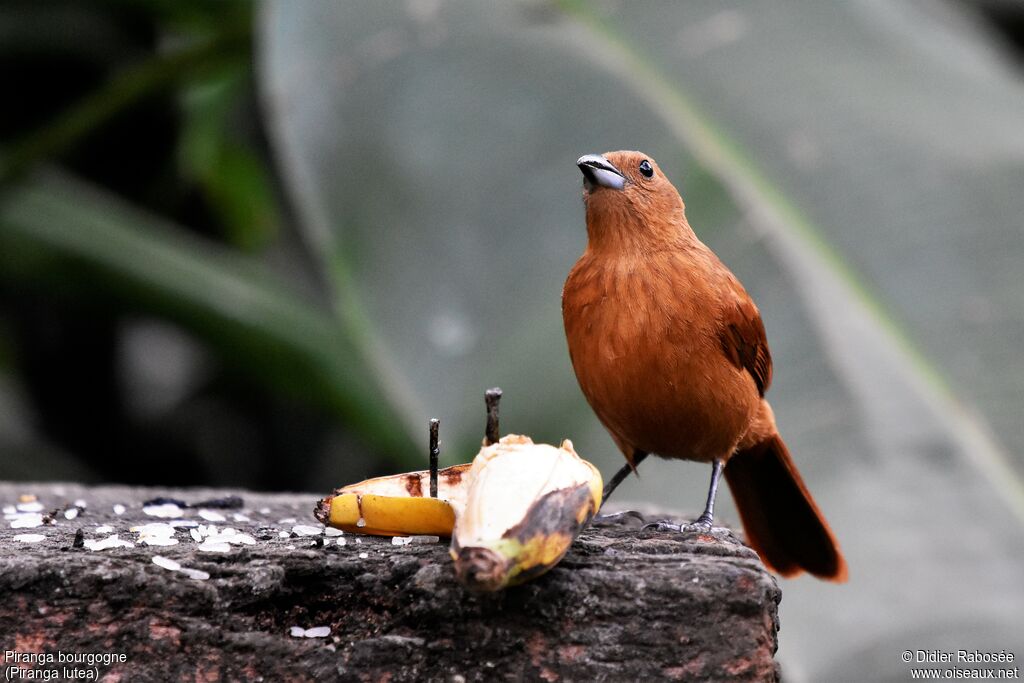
[451,434,602,591]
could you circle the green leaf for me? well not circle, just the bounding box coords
[0,22,249,183]
[179,68,281,251]
[0,171,419,463]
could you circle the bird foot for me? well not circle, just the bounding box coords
[593,509,646,527]
[685,513,714,533]
[642,514,714,534]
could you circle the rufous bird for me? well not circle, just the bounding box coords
[562,151,847,581]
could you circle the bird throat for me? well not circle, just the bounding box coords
[584,194,693,256]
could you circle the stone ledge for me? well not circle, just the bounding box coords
[1,482,780,682]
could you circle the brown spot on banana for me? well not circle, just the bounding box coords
[404,474,423,497]
[502,484,596,545]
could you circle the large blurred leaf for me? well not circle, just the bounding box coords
[260,1,688,457]
[0,171,418,461]
[260,1,1024,678]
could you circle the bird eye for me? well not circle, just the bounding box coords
[638,160,654,178]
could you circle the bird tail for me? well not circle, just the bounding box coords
[724,434,848,582]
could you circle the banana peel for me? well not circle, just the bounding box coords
[314,464,471,536]
[451,435,602,591]
[314,435,602,591]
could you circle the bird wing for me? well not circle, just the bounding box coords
[719,297,773,397]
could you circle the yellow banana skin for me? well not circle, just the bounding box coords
[314,464,470,537]
[324,493,455,537]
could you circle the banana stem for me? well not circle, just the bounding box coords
[429,419,440,498]
[484,388,502,445]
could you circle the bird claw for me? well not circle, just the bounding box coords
[684,513,714,533]
[641,520,683,533]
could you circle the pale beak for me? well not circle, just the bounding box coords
[577,154,626,191]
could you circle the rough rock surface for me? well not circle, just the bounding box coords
[0,482,780,682]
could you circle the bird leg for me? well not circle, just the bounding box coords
[643,458,725,533]
[690,458,725,530]
[593,450,649,524]
[601,450,649,505]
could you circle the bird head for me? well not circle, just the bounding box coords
[576,151,689,251]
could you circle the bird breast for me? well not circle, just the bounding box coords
[562,251,758,462]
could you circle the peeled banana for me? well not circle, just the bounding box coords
[315,435,602,591]
[450,434,602,591]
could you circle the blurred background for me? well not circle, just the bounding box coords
[2,0,1023,679]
